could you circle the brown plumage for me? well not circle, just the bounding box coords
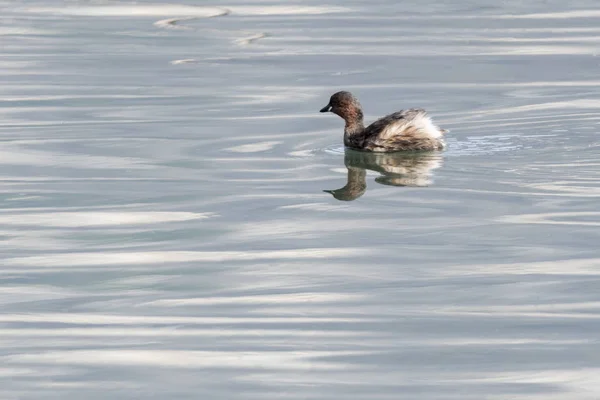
[320,91,446,152]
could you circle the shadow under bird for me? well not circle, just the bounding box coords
[320,91,447,152]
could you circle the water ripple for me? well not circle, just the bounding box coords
[3,0,600,398]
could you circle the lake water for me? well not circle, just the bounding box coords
[2,0,600,399]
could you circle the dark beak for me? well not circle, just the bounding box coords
[320,104,332,113]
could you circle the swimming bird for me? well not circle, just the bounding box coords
[320,91,446,152]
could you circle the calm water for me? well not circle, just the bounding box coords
[2,0,600,399]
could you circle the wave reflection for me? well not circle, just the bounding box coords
[324,150,443,201]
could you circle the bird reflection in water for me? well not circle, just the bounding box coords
[324,150,444,201]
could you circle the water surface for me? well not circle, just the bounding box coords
[1,1,600,399]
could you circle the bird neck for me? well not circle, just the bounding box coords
[343,109,365,137]
[344,120,364,136]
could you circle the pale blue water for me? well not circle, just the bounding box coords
[1,1,600,399]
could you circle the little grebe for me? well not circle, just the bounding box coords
[320,91,446,152]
